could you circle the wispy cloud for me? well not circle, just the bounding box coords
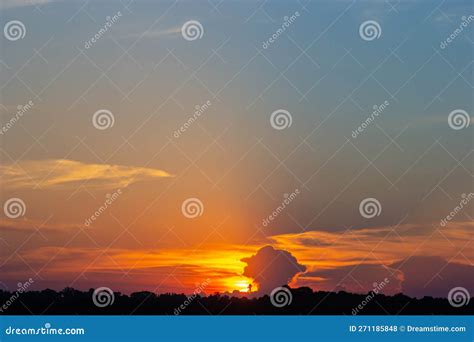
[269,222,474,268]
[0,159,173,190]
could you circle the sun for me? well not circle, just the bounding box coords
[234,279,250,292]
[223,276,256,293]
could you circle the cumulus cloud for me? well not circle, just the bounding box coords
[241,245,306,295]
[269,223,474,276]
[268,224,474,297]
[302,264,403,295]
[296,256,474,298]
[0,159,173,190]
[391,256,474,298]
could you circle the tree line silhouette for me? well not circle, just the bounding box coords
[1,286,472,315]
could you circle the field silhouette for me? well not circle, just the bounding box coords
[1,286,472,315]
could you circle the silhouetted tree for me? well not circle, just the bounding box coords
[0,287,472,315]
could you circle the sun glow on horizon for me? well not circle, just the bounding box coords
[235,279,250,292]
[222,276,256,293]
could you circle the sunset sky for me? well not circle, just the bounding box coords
[0,0,473,299]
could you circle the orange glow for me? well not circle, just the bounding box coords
[14,244,260,293]
[234,279,250,292]
[3,222,472,294]
[223,276,256,293]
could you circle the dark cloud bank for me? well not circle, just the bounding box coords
[241,246,474,298]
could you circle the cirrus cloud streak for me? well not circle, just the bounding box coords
[0,159,173,190]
